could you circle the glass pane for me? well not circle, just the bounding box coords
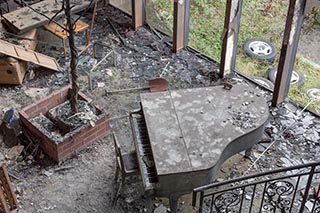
[109,0,131,14]
[235,0,289,90]
[188,0,226,62]
[145,0,174,35]
[292,5,320,113]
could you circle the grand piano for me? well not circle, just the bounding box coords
[129,84,269,212]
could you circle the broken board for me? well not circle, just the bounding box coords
[2,0,94,34]
[0,39,60,71]
[0,164,19,213]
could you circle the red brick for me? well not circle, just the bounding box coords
[39,138,56,155]
[36,96,49,106]
[57,140,72,152]
[49,90,61,98]
[23,103,37,114]
[28,112,36,119]
[58,147,72,159]
[19,115,29,125]
[25,122,41,137]
[71,140,85,152]
[83,139,97,149]
[83,132,97,144]
[34,106,49,116]
[96,122,109,133]
[19,88,111,162]
[70,130,84,141]
[19,110,29,119]
[72,137,83,146]
[82,126,98,138]
[95,116,107,126]
[49,95,64,108]
[59,86,71,98]
[43,144,56,157]
[44,139,56,150]
[37,98,51,109]
[44,148,58,161]
[95,127,109,139]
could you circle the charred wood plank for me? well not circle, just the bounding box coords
[2,0,94,34]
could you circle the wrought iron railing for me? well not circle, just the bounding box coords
[192,161,320,213]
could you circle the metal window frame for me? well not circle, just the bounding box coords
[129,0,307,106]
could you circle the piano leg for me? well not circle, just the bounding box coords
[169,195,179,213]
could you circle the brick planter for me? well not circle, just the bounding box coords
[19,86,110,162]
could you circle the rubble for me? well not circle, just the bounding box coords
[24,87,49,100]
[0,3,318,213]
[5,145,24,161]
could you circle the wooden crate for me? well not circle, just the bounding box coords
[0,28,37,85]
[0,57,27,85]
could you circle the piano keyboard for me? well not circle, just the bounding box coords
[130,110,158,191]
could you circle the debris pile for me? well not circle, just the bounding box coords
[231,111,257,129]
[0,2,318,213]
[47,100,98,133]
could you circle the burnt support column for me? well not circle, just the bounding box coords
[219,0,242,77]
[272,0,307,106]
[173,0,190,52]
[132,0,145,30]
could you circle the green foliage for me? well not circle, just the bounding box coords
[289,56,320,112]
[145,0,174,35]
[304,6,320,33]
[188,0,226,61]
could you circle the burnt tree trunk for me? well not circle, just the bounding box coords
[65,0,79,113]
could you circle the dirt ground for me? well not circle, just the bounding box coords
[299,24,320,65]
[0,4,319,213]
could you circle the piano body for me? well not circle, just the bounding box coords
[129,84,269,212]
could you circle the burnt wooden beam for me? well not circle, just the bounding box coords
[0,164,19,212]
[219,0,242,77]
[132,0,145,30]
[173,0,189,52]
[272,0,307,106]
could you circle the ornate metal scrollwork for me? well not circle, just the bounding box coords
[263,181,294,212]
[213,191,242,213]
[315,206,320,213]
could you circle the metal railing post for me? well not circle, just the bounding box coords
[299,165,316,213]
[199,191,204,213]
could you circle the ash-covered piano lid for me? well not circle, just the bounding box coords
[129,84,269,211]
[139,84,268,174]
